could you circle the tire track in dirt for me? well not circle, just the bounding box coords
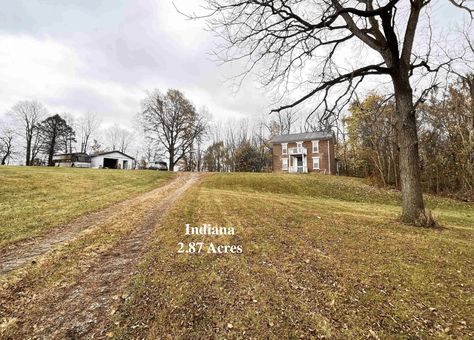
[0,174,188,275]
[0,173,200,339]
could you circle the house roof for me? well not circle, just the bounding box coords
[270,131,334,143]
[91,150,135,160]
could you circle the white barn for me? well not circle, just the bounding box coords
[90,151,135,169]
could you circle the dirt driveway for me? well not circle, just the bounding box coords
[0,172,200,339]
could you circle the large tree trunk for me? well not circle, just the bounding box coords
[25,139,31,166]
[48,147,54,166]
[1,153,8,165]
[394,76,433,226]
[168,148,175,171]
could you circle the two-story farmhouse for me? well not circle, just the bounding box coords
[270,131,336,174]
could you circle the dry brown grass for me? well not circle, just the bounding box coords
[112,173,473,338]
[0,171,472,338]
[0,174,193,339]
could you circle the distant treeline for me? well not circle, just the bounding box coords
[1,77,472,199]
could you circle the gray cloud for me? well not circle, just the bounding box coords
[0,0,270,128]
[0,0,464,130]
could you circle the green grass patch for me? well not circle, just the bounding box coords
[0,166,174,247]
[202,172,472,212]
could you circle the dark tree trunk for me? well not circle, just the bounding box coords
[169,148,175,171]
[393,75,432,226]
[48,149,54,166]
[47,133,57,166]
[25,141,31,166]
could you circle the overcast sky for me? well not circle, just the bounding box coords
[0,0,275,128]
[0,0,468,129]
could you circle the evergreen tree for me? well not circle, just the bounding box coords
[38,114,76,166]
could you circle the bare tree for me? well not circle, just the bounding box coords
[0,122,15,165]
[266,109,299,135]
[117,128,134,154]
[105,125,119,151]
[90,139,104,155]
[143,137,165,163]
[104,124,133,153]
[141,89,207,171]
[78,112,101,153]
[224,122,239,171]
[9,101,47,166]
[61,113,77,153]
[200,0,473,226]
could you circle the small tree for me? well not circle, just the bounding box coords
[204,141,228,172]
[141,89,207,171]
[235,141,261,172]
[90,139,105,155]
[346,93,399,186]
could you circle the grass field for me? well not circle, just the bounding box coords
[113,173,473,338]
[0,166,174,247]
[0,170,472,338]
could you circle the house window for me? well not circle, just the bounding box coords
[282,143,288,154]
[312,140,319,153]
[297,142,303,148]
[282,158,288,170]
[312,157,320,170]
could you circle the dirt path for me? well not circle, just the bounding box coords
[0,173,200,339]
[0,173,194,275]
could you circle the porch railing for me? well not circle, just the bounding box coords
[288,147,307,155]
[289,165,308,173]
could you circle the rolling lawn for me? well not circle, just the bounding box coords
[113,173,473,338]
[0,166,174,247]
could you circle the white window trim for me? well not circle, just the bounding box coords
[281,143,288,155]
[312,140,319,154]
[281,158,288,170]
[312,156,320,170]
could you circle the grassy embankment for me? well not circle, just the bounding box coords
[0,166,174,247]
[113,173,473,339]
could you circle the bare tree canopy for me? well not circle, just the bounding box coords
[266,109,299,136]
[200,0,473,226]
[0,122,15,165]
[9,100,47,166]
[78,113,101,153]
[141,89,208,171]
[104,124,134,154]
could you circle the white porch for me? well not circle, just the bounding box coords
[288,153,308,173]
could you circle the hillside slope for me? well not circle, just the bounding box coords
[114,172,473,338]
[0,166,173,247]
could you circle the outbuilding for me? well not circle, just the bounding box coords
[52,153,91,168]
[90,151,135,169]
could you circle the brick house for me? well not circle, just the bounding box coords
[270,131,336,174]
